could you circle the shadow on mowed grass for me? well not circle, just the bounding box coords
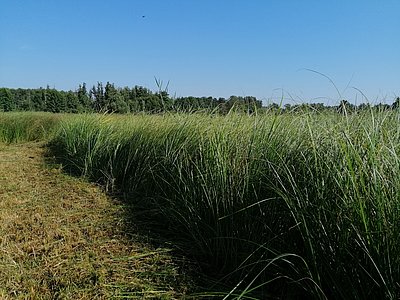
[43,149,278,299]
[42,148,203,299]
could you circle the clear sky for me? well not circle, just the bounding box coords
[1,0,399,105]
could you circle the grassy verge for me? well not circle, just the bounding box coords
[48,111,400,299]
[0,112,63,143]
[0,142,194,299]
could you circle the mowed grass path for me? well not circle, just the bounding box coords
[0,143,192,299]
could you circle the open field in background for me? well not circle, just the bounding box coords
[1,111,400,299]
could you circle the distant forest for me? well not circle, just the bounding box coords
[0,82,399,114]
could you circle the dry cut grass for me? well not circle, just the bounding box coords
[0,142,193,299]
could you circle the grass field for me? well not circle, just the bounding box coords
[1,111,400,299]
[0,118,195,299]
[0,112,62,143]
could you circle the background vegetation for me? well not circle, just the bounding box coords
[1,83,399,115]
[0,83,262,114]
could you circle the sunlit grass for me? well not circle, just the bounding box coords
[45,110,400,298]
[0,112,62,143]
[3,110,400,298]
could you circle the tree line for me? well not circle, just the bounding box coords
[0,82,262,114]
[0,83,398,114]
[281,98,400,114]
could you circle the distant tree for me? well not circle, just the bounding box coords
[120,87,137,112]
[309,103,325,112]
[266,102,280,111]
[1,83,271,114]
[0,88,14,111]
[357,103,370,111]
[65,91,80,113]
[17,89,34,111]
[374,103,391,111]
[29,88,44,111]
[284,103,292,112]
[156,90,172,111]
[58,91,67,112]
[77,83,91,111]
[90,82,105,112]
[146,94,163,112]
[8,88,26,110]
[337,100,354,115]
[45,88,65,113]
[104,82,118,112]
[243,96,262,113]
[392,97,400,109]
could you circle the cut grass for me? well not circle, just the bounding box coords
[0,142,194,299]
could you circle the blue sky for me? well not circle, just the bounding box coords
[1,0,399,105]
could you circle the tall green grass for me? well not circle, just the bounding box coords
[0,112,63,143]
[48,111,400,298]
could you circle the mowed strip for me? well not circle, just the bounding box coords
[0,143,191,299]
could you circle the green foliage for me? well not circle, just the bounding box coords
[77,83,91,112]
[1,83,264,114]
[48,111,400,299]
[173,95,262,114]
[0,88,14,112]
[0,112,63,143]
[392,97,400,109]
[3,82,399,115]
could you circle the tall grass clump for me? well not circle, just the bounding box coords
[266,110,400,299]
[0,112,63,143]
[49,110,400,299]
